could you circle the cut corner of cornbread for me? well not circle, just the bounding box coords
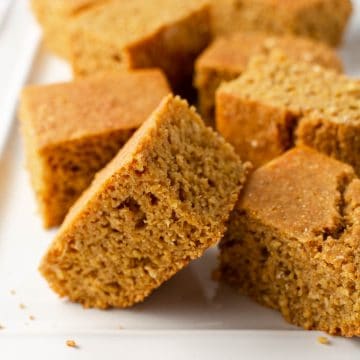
[19,69,170,228]
[216,52,360,171]
[195,31,343,125]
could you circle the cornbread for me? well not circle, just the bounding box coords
[210,0,352,46]
[20,69,170,228]
[218,147,360,337]
[195,32,343,124]
[66,340,77,348]
[31,0,108,58]
[216,53,360,170]
[40,95,247,309]
[317,336,330,345]
[70,0,211,94]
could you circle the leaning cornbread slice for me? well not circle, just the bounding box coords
[40,95,247,309]
[210,0,352,46]
[20,69,170,228]
[217,147,360,337]
[70,0,211,94]
[195,31,343,124]
[31,0,108,58]
[216,52,360,171]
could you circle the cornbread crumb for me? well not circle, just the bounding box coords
[317,336,330,345]
[19,303,26,310]
[19,70,170,228]
[10,289,16,295]
[40,95,246,309]
[0,324,4,330]
[195,31,342,124]
[210,0,352,46]
[29,315,35,321]
[219,148,360,337]
[66,340,77,348]
[217,53,360,171]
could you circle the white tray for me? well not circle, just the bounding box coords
[1,1,360,359]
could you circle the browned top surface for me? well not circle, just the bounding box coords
[20,69,170,148]
[219,52,360,124]
[239,147,356,240]
[197,32,342,73]
[73,0,210,48]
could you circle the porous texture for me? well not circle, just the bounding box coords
[210,0,352,46]
[19,70,170,228]
[195,32,343,125]
[70,0,211,95]
[216,53,360,170]
[31,0,108,58]
[218,147,360,337]
[40,95,247,309]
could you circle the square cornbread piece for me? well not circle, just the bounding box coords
[20,69,170,228]
[216,53,360,171]
[31,0,108,58]
[195,32,343,124]
[40,95,247,309]
[210,0,352,46]
[70,0,211,94]
[218,147,360,337]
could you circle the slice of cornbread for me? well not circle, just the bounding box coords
[195,32,343,124]
[31,0,108,58]
[70,0,211,94]
[218,147,360,337]
[20,69,170,228]
[40,95,247,309]
[216,53,360,170]
[210,0,352,46]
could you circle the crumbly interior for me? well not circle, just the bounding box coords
[39,130,134,228]
[218,148,360,337]
[40,95,246,308]
[21,106,133,227]
[70,0,211,94]
[217,53,360,171]
[210,0,352,46]
[195,31,342,125]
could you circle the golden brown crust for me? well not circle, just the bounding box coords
[40,95,247,309]
[195,31,342,124]
[19,70,170,228]
[20,70,170,148]
[219,147,360,337]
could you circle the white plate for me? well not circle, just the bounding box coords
[1,1,360,359]
[0,0,40,157]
